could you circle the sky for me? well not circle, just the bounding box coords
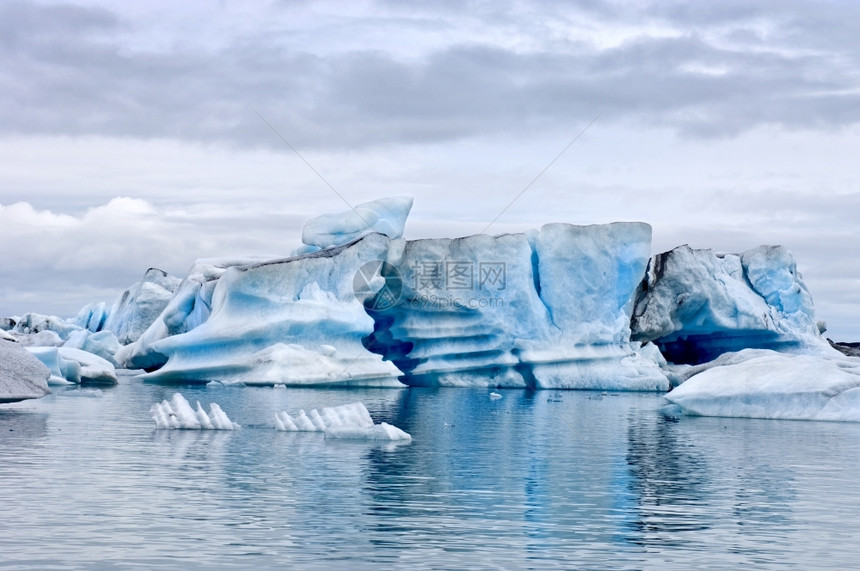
[1,0,859,340]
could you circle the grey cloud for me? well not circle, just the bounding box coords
[3,0,860,150]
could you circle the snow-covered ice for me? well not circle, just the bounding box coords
[301,196,413,249]
[274,402,412,441]
[150,393,239,429]
[665,349,860,421]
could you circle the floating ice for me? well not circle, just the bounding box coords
[665,349,860,422]
[101,268,182,344]
[27,346,118,385]
[364,222,670,390]
[150,393,239,430]
[632,245,823,365]
[134,235,403,386]
[274,402,411,441]
[124,221,669,390]
[16,197,838,401]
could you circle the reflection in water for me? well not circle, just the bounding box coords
[0,408,49,455]
[3,381,860,569]
[626,408,713,543]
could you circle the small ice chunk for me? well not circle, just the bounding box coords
[150,393,239,430]
[274,401,411,441]
[326,422,412,442]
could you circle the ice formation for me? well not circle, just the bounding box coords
[150,393,239,430]
[136,235,403,386]
[363,222,668,389]
[27,346,118,385]
[301,196,413,249]
[0,339,51,403]
[665,349,860,421]
[111,220,667,390]
[4,196,851,407]
[101,268,181,344]
[632,245,824,364]
[274,402,412,441]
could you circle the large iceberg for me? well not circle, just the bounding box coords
[665,349,860,422]
[0,338,52,403]
[9,196,851,403]
[365,222,669,389]
[117,218,668,390]
[632,244,824,364]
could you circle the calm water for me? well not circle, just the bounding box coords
[2,375,860,570]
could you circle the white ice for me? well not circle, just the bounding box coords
[150,393,239,430]
[665,349,860,422]
[274,402,412,441]
[301,196,413,249]
[27,346,118,385]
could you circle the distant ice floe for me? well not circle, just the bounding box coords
[150,393,239,430]
[274,402,412,442]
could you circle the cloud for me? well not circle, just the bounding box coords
[2,0,860,150]
[0,196,308,318]
[1,0,859,340]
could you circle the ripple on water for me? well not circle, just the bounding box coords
[2,379,860,569]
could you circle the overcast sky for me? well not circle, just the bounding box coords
[1,0,859,339]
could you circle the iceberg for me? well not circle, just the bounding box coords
[0,338,52,403]
[365,222,669,389]
[118,220,667,390]
[3,309,124,368]
[115,257,274,371]
[632,245,824,364]
[665,349,860,422]
[101,268,182,344]
[274,401,412,441]
[27,346,118,386]
[136,235,404,386]
[150,393,239,430]
[13,196,847,402]
[301,196,413,249]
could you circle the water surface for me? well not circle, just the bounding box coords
[2,376,859,569]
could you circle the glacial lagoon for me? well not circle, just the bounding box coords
[3,375,860,570]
